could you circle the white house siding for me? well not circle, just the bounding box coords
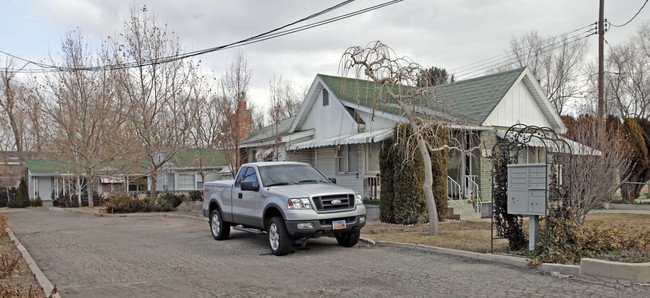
[483,81,552,128]
[286,148,314,164]
[311,146,364,195]
[301,89,360,139]
[314,147,336,175]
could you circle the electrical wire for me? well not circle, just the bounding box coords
[454,28,596,80]
[0,0,403,73]
[452,23,596,73]
[609,0,648,28]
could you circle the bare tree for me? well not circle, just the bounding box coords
[215,52,252,177]
[561,116,633,226]
[267,75,302,122]
[341,41,477,235]
[44,30,132,207]
[603,24,650,119]
[112,6,200,202]
[494,31,588,115]
[0,58,28,153]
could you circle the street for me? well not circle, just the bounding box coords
[2,209,647,297]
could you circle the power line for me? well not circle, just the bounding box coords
[452,23,596,73]
[0,0,404,73]
[454,28,596,80]
[609,0,649,28]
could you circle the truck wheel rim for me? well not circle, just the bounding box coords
[211,213,221,235]
[269,223,279,250]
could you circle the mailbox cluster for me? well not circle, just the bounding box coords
[506,163,549,216]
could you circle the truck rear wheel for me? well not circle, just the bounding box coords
[268,217,292,256]
[210,210,230,240]
[335,230,360,247]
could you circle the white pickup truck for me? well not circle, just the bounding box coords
[202,161,366,255]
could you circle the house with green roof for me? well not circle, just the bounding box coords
[26,159,148,202]
[151,148,230,191]
[240,67,566,218]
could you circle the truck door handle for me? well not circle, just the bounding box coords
[238,193,243,199]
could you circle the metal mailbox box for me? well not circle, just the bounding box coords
[506,163,549,216]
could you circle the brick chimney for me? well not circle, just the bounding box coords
[235,100,251,140]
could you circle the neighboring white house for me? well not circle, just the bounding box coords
[240,67,566,215]
[150,148,231,191]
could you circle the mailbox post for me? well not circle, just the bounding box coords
[507,163,550,250]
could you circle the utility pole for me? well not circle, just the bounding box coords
[597,0,605,148]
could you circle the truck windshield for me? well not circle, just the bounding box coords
[258,164,330,187]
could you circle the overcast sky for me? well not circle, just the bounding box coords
[1,0,649,111]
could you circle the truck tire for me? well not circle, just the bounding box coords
[268,217,292,256]
[335,230,360,247]
[210,209,230,240]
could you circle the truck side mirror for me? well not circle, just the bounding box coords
[241,181,259,192]
[328,177,337,184]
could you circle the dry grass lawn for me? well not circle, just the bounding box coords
[361,212,650,254]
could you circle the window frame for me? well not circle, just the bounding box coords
[336,144,359,174]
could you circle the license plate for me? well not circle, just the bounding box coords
[332,220,346,230]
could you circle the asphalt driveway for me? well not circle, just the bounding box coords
[2,208,646,297]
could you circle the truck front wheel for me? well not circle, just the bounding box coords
[335,230,360,247]
[268,217,292,256]
[210,210,231,240]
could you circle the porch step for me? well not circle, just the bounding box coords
[447,204,481,221]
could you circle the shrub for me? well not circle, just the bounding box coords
[491,148,526,251]
[14,179,30,208]
[104,195,151,213]
[379,123,449,225]
[31,196,43,207]
[188,190,202,202]
[0,187,16,208]
[54,191,80,208]
[531,203,650,264]
[156,193,185,212]
[379,140,395,223]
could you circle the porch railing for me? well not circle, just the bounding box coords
[464,175,481,213]
[364,176,381,200]
[447,175,481,213]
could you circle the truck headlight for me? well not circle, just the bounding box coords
[288,198,312,209]
[355,193,364,205]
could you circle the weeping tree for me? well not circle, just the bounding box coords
[341,41,478,235]
[380,122,449,225]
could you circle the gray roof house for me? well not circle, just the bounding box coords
[240,67,566,219]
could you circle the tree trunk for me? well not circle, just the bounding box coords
[149,169,158,206]
[76,177,82,206]
[397,99,440,235]
[87,175,94,208]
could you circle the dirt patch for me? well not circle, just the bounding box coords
[171,201,203,218]
[0,214,49,297]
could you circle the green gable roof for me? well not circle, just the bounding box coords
[242,116,296,144]
[318,67,526,125]
[26,160,72,175]
[170,148,228,168]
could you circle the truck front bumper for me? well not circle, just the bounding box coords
[284,215,366,236]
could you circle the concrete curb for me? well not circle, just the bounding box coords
[580,258,650,283]
[5,227,60,298]
[358,239,614,281]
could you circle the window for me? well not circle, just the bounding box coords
[322,89,329,106]
[336,145,359,173]
[241,167,259,189]
[197,175,203,189]
[165,173,175,190]
[234,167,247,187]
[178,174,196,190]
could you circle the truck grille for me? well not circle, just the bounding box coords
[313,194,354,211]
